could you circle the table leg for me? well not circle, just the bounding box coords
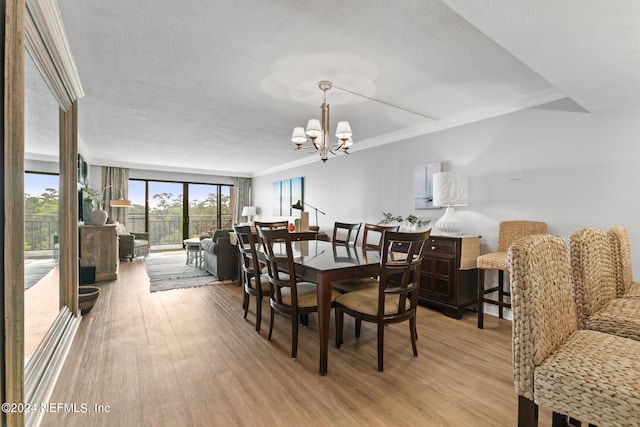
[317,271,331,376]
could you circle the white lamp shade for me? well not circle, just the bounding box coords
[241,206,257,217]
[335,121,352,139]
[291,127,307,143]
[432,171,468,207]
[305,119,322,138]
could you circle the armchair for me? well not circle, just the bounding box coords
[115,223,149,260]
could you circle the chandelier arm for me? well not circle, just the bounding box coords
[294,145,319,151]
[331,84,438,121]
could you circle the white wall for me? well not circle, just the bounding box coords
[252,99,640,276]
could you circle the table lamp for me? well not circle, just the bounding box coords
[432,171,468,235]
[241,206,257,224]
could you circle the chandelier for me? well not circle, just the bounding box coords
[291,80,353,162]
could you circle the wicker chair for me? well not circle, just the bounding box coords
[607,226,640,298]
[476,220,547,328]
[569,228,640,340]
[509,234,640,426]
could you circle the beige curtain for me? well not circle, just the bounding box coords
[232,177,251,225]
[101,166,129,225]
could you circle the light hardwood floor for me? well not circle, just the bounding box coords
[40,260,552,426]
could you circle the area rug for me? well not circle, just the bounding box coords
[24,259,58,290]
[145,252,227,292]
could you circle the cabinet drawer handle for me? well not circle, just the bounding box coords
[431,246,437,250]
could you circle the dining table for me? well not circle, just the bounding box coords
[266,239,382,375]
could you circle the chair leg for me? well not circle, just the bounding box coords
[301,314,309,326]
[268,308,275,341]
[255,294,262,332]
[291,311,299,359]
[377,323,385,372]
[335,308,343,348]
[242,291,249,319]
[498,270,505,319]
[477,268,485,329]
[410,316,418,356]
[518,396,538,427]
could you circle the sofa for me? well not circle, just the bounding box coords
[201,229,237,280]
[115,223,150,260]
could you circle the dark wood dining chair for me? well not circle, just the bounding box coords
[258,227,340,358]
[362,223,400,250]
[254,220,289,230]
[332,222,361,246]
[332,223,400,294]
[334,229,430,371]
[233,225,269,332]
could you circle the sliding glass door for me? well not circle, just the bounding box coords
[127,179,234,249]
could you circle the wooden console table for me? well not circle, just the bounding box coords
[80,225,119,281]
[417,234,480,319]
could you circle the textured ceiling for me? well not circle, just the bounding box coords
[24,0,640,176]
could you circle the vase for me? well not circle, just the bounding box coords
[90,209,108,226]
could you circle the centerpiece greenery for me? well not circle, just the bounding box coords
[379,212,431,230]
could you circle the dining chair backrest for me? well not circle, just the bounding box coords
[233,224,259,281]
[362,223,400,251]
[254,220,289,231]
[332,222,362,246]
[257,227,298,306]
[377,229,430,319]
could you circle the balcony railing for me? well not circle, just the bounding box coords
[24,214,234,252]
[25,215,58,252]
[127,214,234,245]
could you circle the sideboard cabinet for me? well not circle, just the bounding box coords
[80,225,118,281]
[418,235,480,319]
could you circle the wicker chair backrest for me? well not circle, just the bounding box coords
[608,226,634,298]
[509,234,577,399]
[497,220,548,253]
[569,228,618,329]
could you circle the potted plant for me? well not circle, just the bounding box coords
[379,212,431,231]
